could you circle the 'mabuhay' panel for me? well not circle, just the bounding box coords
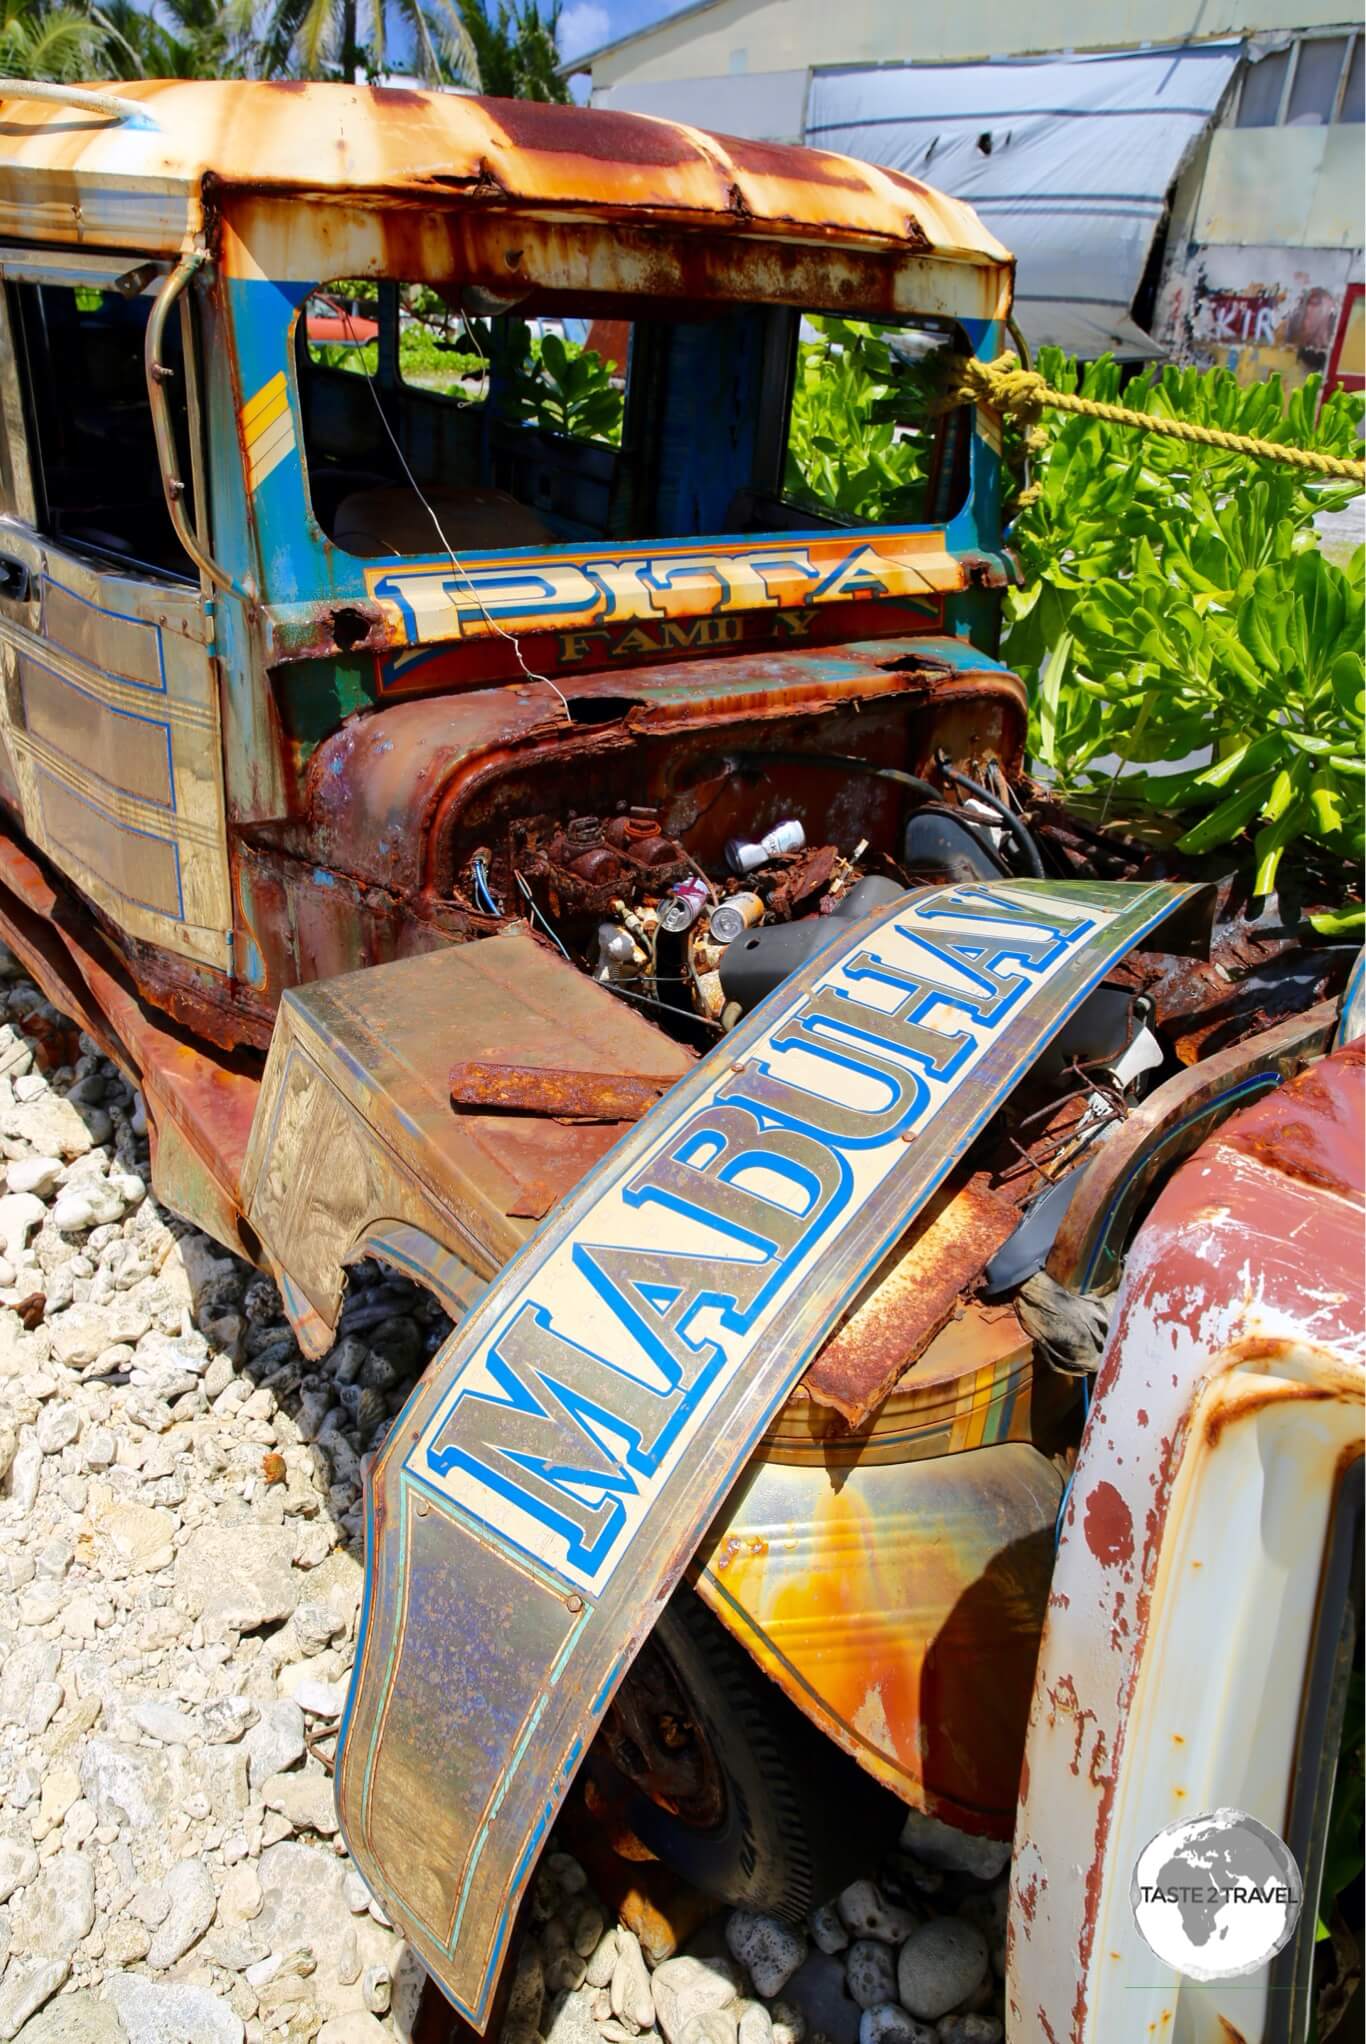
[337,877,1201,2027]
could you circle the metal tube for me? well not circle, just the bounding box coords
[0,79,153,125]
[144,251,246,601]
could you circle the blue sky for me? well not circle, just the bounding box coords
[557,0,695,69]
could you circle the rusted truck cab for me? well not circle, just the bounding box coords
[0,81,1357,2042]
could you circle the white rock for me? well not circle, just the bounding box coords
[725,1912,806,2000]
[0,1192,46,1257]
[147,1854,217,1967]
[106,1976,244,2044]
[610,1926,655,2032]
[176,1523,301,1631]
[737,2002,774,2044]
[897,1812,1011,1883]
[0,1838,39,1903]
[283,1672,346,1718]
[131,1700,197,1747]
[0,1957,69,2041]
[242,1701,306,1793]
[7,1437,41,1513]
[857,2007,933,2044]
[316,2018,391,2044]
[836,1880,918,1944]
[895,1920,988,2023]
[680,2014,739,2044]
[261,1770,339,1837]
[5,1157,61,1198]
[651,1956,743,2044]
[585,1926,619,1989]
[52,1187,121,1234]
[361,1965,390,2015]
[200,1695,259,1745]
[9,1850,95,1957]
[845,1940,898,2011]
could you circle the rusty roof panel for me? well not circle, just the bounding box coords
[0,81,1010,264]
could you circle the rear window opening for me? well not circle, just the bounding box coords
[296,283,971,561]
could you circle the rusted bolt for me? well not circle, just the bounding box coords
[415,1498,429,1517]
[566,1594,584,1614]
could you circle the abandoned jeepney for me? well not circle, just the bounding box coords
[0,78,1358,2044]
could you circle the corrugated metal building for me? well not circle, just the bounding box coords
[568,2,1364,387]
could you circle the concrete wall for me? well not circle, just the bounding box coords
[588,0,1348,87]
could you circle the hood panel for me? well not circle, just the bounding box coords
[335,877,1202,2025]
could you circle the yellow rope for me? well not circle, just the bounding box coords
[944,353,1366,483]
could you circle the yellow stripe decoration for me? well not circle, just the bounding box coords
[241,371,296,493]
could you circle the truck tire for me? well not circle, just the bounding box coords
[594,1584,904,1921]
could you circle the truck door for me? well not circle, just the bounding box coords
[0,250,231,974]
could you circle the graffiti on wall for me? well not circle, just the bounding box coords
[1156,245,1362,390]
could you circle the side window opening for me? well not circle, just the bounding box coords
[8,279,197,581]
[300,281,632,558]
[780,315,970,530]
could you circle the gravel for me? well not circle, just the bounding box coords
[0,957,1013,2044]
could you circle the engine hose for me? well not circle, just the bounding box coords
[934,757,1046,877]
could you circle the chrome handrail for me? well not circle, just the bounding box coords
[145,250,251,602]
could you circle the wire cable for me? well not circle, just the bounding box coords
[935,755,1046,876]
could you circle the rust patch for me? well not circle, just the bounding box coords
[449,1060,667,1123]
[1083,1480,1134,1568]
[1202,1377,1333,1449]
[804,1173,1017,1425]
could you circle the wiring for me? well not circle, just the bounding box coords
[512,871,572,961]
[935,753,1045,877]
[470,856,502,919]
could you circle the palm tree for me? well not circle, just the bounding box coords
[0,0,110,77]
[98,0,243,77]
[244,0,481,87]
[459,0,566,100]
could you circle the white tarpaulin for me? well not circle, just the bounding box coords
[805,44,1242,357]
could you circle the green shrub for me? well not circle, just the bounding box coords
[1003,351,1365,925]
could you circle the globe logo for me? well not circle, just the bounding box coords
[1130,1809,1303,1981]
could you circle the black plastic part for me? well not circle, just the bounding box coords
[903,805,1010,884]
[980,1166,1086,1298]
[719,875,905,1015]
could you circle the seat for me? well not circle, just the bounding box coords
[332,484,554,558]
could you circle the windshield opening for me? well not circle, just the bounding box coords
[295,283,972,560]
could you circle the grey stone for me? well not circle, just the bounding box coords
[725,1912,806,2000]
[175,1524,300,1631]
[845,1940,897,2011]
[360,1966,390,2016]
[147,1855,216,1968]
[502,1947,544,2044]
[895,1921,988,2024]
[836,1881,917,1945]
[105,1978,243,2044]
[651,1957,743,2044]
[897,1813,1010,1884]
[857,2009,933,2044]
[936,2020,1002,2044]
[0,1959,69,2042]
[242,1701,305,1793]
[777,1954,859,2044]
[10,1851,95,1958]
[807,1903,847,1955]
